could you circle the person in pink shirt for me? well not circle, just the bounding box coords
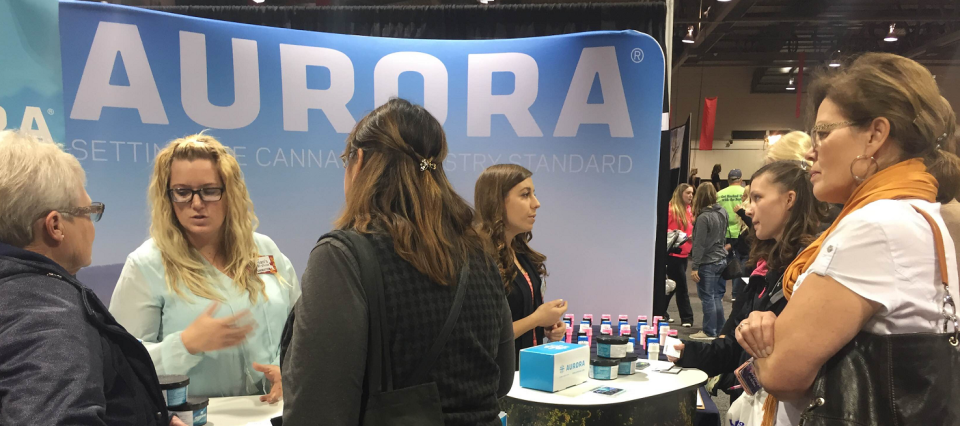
[663,184,695,327]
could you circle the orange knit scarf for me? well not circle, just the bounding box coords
[760,158,938,426]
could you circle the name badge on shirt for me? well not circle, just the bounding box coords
[256,255,278,274]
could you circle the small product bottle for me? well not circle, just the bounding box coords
[637,315,648,331]
[582,314,594,327]
[647,343,660,361]
[646,335,659,356]
[577,326,589,346]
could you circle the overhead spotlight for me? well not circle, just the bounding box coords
[683,26,696,44]
[884,24,898,42]
[787,77,796,91]
[718,0,731,2]
[478,0,494,3]
[829,50,841,67]
[252,0,265,3]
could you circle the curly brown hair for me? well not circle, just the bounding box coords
[474,164,548,291]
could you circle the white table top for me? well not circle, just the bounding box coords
[505,360,707,407]
[207,396,282,426]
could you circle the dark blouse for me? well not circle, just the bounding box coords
[505,253,544,368]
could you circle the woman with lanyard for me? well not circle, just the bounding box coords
[667,161,823,404]
[736,53,960,425]
[475,164,567,365]
[110,134,300,401]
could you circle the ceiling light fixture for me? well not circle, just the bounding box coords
[787,77,796,91]
[884,24,898,42]
[829,50,841,67]
[683,26,696,44]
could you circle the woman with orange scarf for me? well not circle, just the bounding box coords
[733,53,960,426]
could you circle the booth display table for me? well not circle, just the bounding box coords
[206,396,281,426]
[502,360,708,426]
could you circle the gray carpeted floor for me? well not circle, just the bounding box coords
[664,260,737,421]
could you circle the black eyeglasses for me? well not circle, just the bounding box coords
[168,187,224,204]
[59,202,106,223]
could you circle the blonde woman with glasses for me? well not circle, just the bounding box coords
[110,134,300,402]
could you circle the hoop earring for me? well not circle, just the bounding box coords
[850,155,879,184]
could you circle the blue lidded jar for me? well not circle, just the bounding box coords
[589,357,620,380]
[169,397,208,426]
[158,375,189,407]
[618,353,639,375]
[596,335,629,359]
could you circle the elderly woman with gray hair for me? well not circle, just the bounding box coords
[0,130,184,426]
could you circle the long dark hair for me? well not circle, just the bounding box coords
[748,161,825,272]
[474,164,548,290]
[336,98,488,286]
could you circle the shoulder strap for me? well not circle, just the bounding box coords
[328,230,393,395]
[912,206,949,289]
[402,261,471,388]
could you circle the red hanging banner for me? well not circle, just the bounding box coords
[699,97,718,150]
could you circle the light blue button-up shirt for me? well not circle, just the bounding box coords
[109,233,300,398]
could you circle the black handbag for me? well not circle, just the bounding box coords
[721,252,743,280]
[797,207,960,426]
[275,230,469,426]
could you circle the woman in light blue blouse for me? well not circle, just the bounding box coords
[110,134,300,401]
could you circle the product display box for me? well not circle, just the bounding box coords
[519,342,589,392]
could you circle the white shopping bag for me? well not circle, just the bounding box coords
[725,389,771,426]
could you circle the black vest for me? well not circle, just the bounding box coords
[369,234,506,426]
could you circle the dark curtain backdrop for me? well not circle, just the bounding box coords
[147,2,669,316]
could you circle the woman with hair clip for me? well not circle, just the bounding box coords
[667,161,824,405]
[110,134,300,401]
[474,164,568,365]
[282,99,514,426]
[689,182,728,340]
[736,53,960,426]
[661,183,695,327]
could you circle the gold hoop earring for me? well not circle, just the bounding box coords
[850,155,879,184]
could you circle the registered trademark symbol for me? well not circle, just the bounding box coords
[631,48,644,63]
[47,109,54,115]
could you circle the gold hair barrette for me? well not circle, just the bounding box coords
[420,158,437,171]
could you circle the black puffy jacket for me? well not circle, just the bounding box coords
[0,242,169,426]
[676,266,789,401]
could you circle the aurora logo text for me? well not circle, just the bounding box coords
[69,22,635,138]
[0,105,54,142]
